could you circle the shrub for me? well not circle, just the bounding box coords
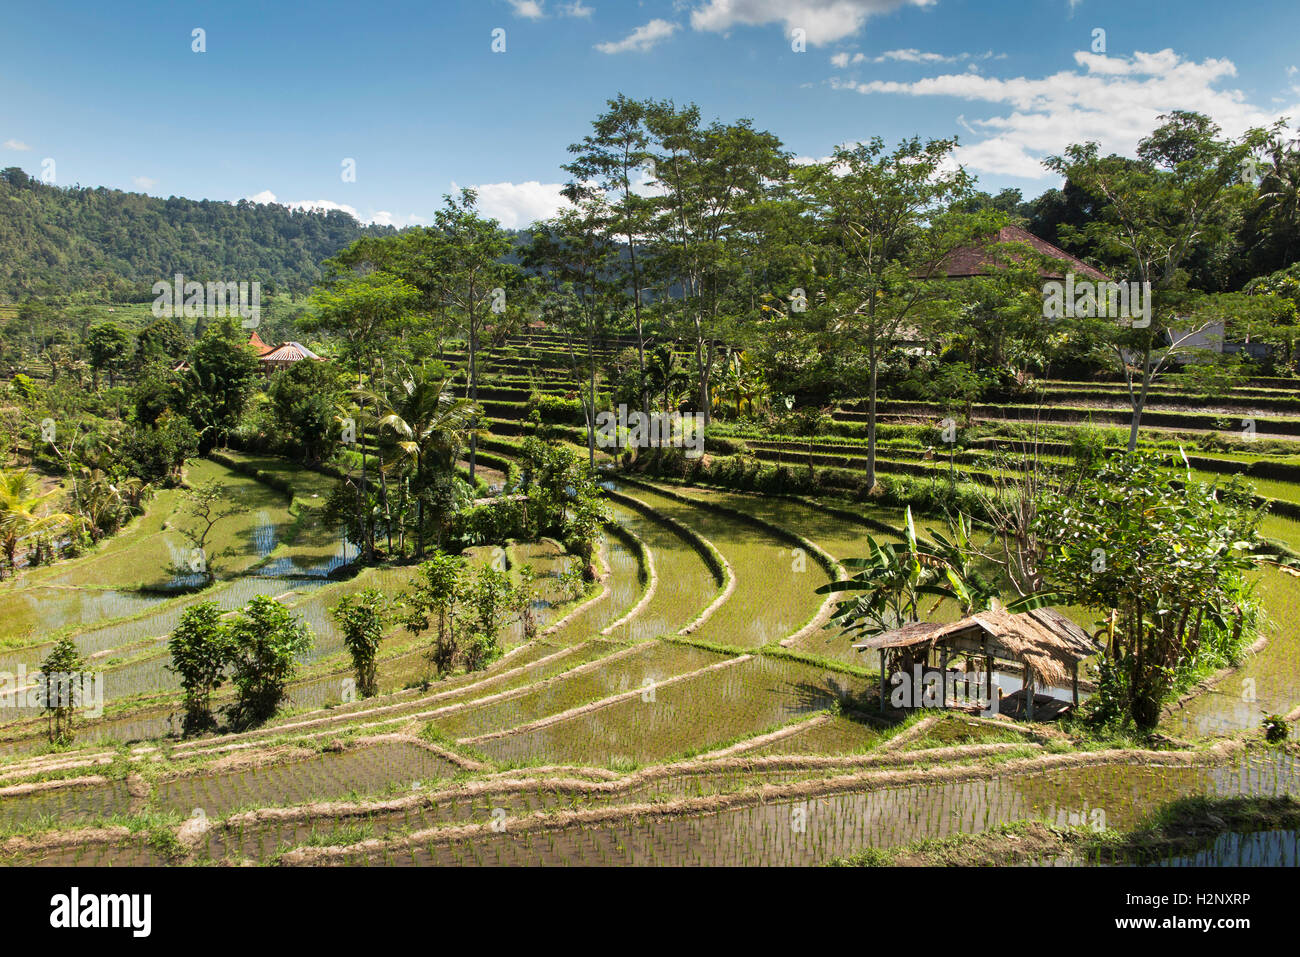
[399,553,530,676]
[224,595,313,729]
[1263,714,1290,743]
[1068,426,1108,470]
[167,602,230,734]
[537,395,584,425]
[1037,454,1263,728]
[331,589,389,699]
[39,635,86,746]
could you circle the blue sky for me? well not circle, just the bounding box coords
[2,0,1298,228]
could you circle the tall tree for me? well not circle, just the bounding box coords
[643,101,789,426]
[363,365,477,556]
[87,322,131,390]
[303,269,418,558]
[524,205,620,467]
[178,316,260,453]
[427,190,519,480]
[563,94,654,413]
[795,136,983,487]
[1047,111,1271,449]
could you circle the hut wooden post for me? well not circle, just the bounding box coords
[879,650,887,711]
[939,650,949,708]
[1025,666,1036,721]
[985,654,993,704]
[1072,661,1079,707]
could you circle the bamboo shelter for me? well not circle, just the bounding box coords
[854,607,1100,721]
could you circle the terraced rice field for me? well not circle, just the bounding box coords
[607,482,830,647]
[152,739,462,816]
[598,502,718,642]
[305,750,1300,867]
[3,429,1300,868]
[477,654,870,766]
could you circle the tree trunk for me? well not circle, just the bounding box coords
[627,233,649,417]
[379,448,392,557]
[1127,406,1144,452]
[357,365,371,560]
[866,336,879,490]
[415,451,424,557]
[1127,344,1154,452]
[587,339,597,468]
[468,310,478,481]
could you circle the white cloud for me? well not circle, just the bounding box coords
[367,211,427,228]
[690,0,935,47]
[3,139,31,151]
[245,189,420,225]
[833,48,1300,178]
[507,0,545,19]
[469,180,571,228]
[132,176,157,190]
[246,190,430,226]
[507,0,592,18]
[879,48,961,63]
[285,198,362,218]
[830,48,1004,67]
[596,18,678,54]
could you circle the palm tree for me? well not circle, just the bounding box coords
[1259,142,1300,263]
[0,469,72,577]
[362,366,478,557]
[643,343,690,414]
[75,469,126,542]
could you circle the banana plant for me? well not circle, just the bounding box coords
[816,507,957,639]
[817,507,1061,641]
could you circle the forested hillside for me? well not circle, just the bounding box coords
[0,167,397,301]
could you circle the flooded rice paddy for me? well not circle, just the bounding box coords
[3,451,1300,866]
[333,750,1300,866]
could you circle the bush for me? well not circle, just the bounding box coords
[1068,426,1108,469]
[536,395,584,425]
[39,635,87,746]
[121,412,198,485]
[400,553,530,676]
[331,589,389,699]
[167,602,230,734]
[224,595,313,729]
[1263,714,1290,743]
[454,499,529,546]
[776,406,834,437]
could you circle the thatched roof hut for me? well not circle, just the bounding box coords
[856,607,1096,687]
[855,607,1100,719]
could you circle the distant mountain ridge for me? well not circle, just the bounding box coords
[0,167,399,302]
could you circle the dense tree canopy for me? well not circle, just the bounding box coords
[0,168,397,301]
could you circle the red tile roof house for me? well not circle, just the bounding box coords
[935,224,1111,282]
[941,227,1265,363]
[247,330,275,357]
[886,225,1112,354]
